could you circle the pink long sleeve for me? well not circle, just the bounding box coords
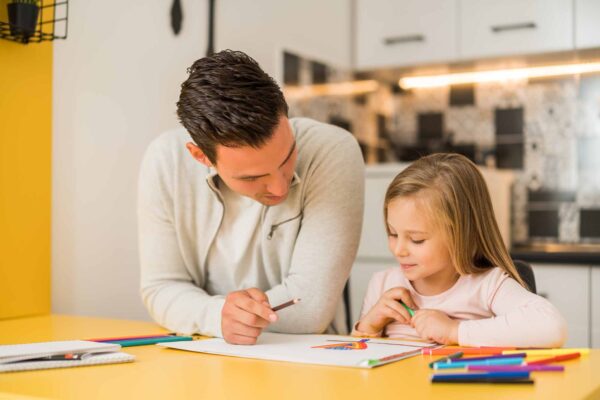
[354,266,567,347]
[458,277,567,347]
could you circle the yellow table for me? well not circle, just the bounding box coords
[0,315,599,400]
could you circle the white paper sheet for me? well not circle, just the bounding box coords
[159,333,437,368]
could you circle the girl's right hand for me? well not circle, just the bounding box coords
[356,287,418,334]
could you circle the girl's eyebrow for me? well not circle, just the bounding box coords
[387,223,428,235]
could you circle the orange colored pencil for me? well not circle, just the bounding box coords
[422,347,513,356]
[527,352,581,365]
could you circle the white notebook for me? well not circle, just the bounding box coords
[0,352,135,373]
[0,340,135,372]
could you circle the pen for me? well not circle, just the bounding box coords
[27,353,93,361]
[428,351,464,368]
[272,298,301,312]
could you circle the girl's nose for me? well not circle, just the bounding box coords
[394,240,409,257]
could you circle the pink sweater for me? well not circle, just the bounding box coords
[356,267,567,347]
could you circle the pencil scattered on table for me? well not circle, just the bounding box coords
[427,347,587,384]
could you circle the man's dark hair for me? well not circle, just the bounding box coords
[177,50,289,164]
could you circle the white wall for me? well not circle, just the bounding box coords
[52,0,209,319]
[52,1,351,320]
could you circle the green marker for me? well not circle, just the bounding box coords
[400,302,415,317]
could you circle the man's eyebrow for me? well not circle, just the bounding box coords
[234,140,296,180]
[278,140,296,168]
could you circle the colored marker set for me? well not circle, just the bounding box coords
[427,348,585,384]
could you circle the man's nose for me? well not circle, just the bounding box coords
[267,171,288,196]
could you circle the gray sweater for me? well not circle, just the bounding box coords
[138,118,365,336]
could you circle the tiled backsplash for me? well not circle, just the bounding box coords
[284,51,600,247]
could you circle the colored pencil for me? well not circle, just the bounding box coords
[454,353,527,362]
[526,352,581,365]
[423,347,512,356]
[503,348,589,356]
[88,333,175,342]
[432,377,534,384]
[428,351,464,368]
[431,371,531,380]
[103,336,194,347]
[434,357,523,370]
[468,365,564,372]
[272,298,301,312]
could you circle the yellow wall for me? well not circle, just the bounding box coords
[0,2,52,319]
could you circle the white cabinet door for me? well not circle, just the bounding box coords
[460,0,573,59]
[349,260,395,326]
[592,267,600,347]
[575,0,600,49]
[356,0,458,69]
[532,263,591,347]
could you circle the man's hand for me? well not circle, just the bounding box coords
[221,288,277,345]
[355,287,417,335]
[411,309,459,345]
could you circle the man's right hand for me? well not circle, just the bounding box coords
[221,288,278,345]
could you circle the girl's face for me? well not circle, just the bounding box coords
[386,196,456,290]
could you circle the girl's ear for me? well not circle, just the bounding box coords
[186,142,213,167]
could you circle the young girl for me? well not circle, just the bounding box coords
[353,153,567,347]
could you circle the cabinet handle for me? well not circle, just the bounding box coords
[491,22,536,33]
[383,34,425,46]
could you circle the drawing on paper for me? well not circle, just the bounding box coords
[311,339,369,350]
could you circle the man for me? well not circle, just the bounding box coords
[138,50,364,345]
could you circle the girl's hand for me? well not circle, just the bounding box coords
[411,309,459,345]
[356,287,418,334]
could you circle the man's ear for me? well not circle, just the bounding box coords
[186,142,213,167]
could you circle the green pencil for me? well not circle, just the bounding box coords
[400,302,415,317]
[107,336,193,347]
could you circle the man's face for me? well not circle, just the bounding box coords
[188,116,298,206]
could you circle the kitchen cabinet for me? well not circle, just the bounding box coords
[532,263,591,347]
[575,0,600,49]
[355,0,581,69]
[592,267,600,347]
[355,0,458,69]
[459,0,573,59]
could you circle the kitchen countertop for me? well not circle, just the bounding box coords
[511,243,600,265]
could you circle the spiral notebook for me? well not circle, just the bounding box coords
[0,340,135,373]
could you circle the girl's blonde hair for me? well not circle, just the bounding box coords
[383,153,527,288]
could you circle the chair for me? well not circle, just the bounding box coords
[513,259,537,294]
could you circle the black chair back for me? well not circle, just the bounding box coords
[513,259,537,294]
